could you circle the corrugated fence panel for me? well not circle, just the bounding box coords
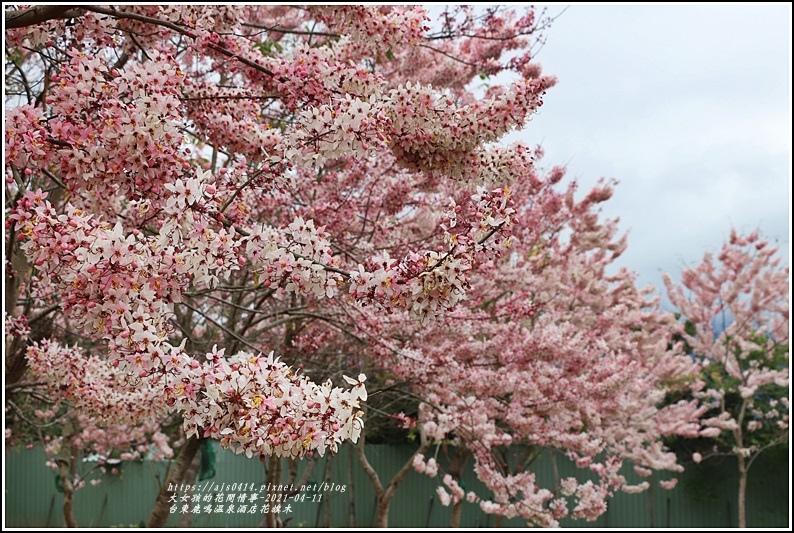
[5,444,169,527]
[4,443,789,528]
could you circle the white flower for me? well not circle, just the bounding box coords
[436,486,451,506]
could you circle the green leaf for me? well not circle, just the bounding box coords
[253,40,283,57]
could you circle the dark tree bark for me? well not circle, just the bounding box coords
[355,435,429,528]
[147,436,202,528]
[177,446,203,527]
[4,5,81,29]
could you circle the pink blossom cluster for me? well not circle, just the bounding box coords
[171,348,367,459]
[150,4,241,34]
[309,6,430,54]
[25,338,175,489]
[235,183,518,322]
[253,58,551,185]
[4,313,30,341]
[386,78,553,182]
[24,334,368,464]
[345,187,516,322]
[389,412,416,429]
[10,190,191,375]
[42,421,172,490]
[5,8,121,51]
[245,216,345,300]
[25,339,172,426]
[267,42,385,111]
[348,249,471,324]
[182,85,287,167]
[473,463,558,525]
[7,51,187,208]
[159,169,245,290]
[412,454,439,477]
[9,167,252,376]
[434,475,479,509]
[377,6,544,90]
[52,421,173,467]
[286,95,391,168]
[111,5,242,56]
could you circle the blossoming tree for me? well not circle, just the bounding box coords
[363,175,707,527]
[5,4,709,528]
[664,230,789,528]
[6,322,176,527]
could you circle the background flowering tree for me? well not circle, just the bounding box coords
[368,176,707,527]
[664,230,789,529]
[4,317,178,527]
[5,4,711,528]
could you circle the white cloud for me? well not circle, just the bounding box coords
[508,4,791,298]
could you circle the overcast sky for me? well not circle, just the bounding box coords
[502,3,791,305]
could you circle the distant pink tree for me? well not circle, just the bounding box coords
[5,322,176,527]
[664,230,789,528]
[388,177,706,527]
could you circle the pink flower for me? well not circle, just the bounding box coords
[436,486,451,506]
[692,452,703,464]
[424,458,438,478]
[659,478,678,490]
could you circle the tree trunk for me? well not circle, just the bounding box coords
[550,449,560,495]
[257,459,271,528]
[56,452,78,527]
[355,436,429,528]
[57,418,79,527]
[348,451,356,527]
[147,436,202,528]
[177,444,203,527]
[4,336,29,389]
[60,477,77,528]
[647,479,655,528]
[259,456,316,528]
[261,454,283,528]
[446,447,468,528]
[287,456,317,497]
[354,406,431,528]
[375,493,393,529]
[323,455,333,527]
[450,499,462,528]
[4,223,24,385]
[5,221,31,386]
[737,454,747,528]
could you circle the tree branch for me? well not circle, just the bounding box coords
[354,432,384,495]
[81,6,280,79]
[179,301,263,353]
[240,21,339,39]
[4,5,80,29]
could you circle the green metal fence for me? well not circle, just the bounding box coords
[4,443,789,528]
